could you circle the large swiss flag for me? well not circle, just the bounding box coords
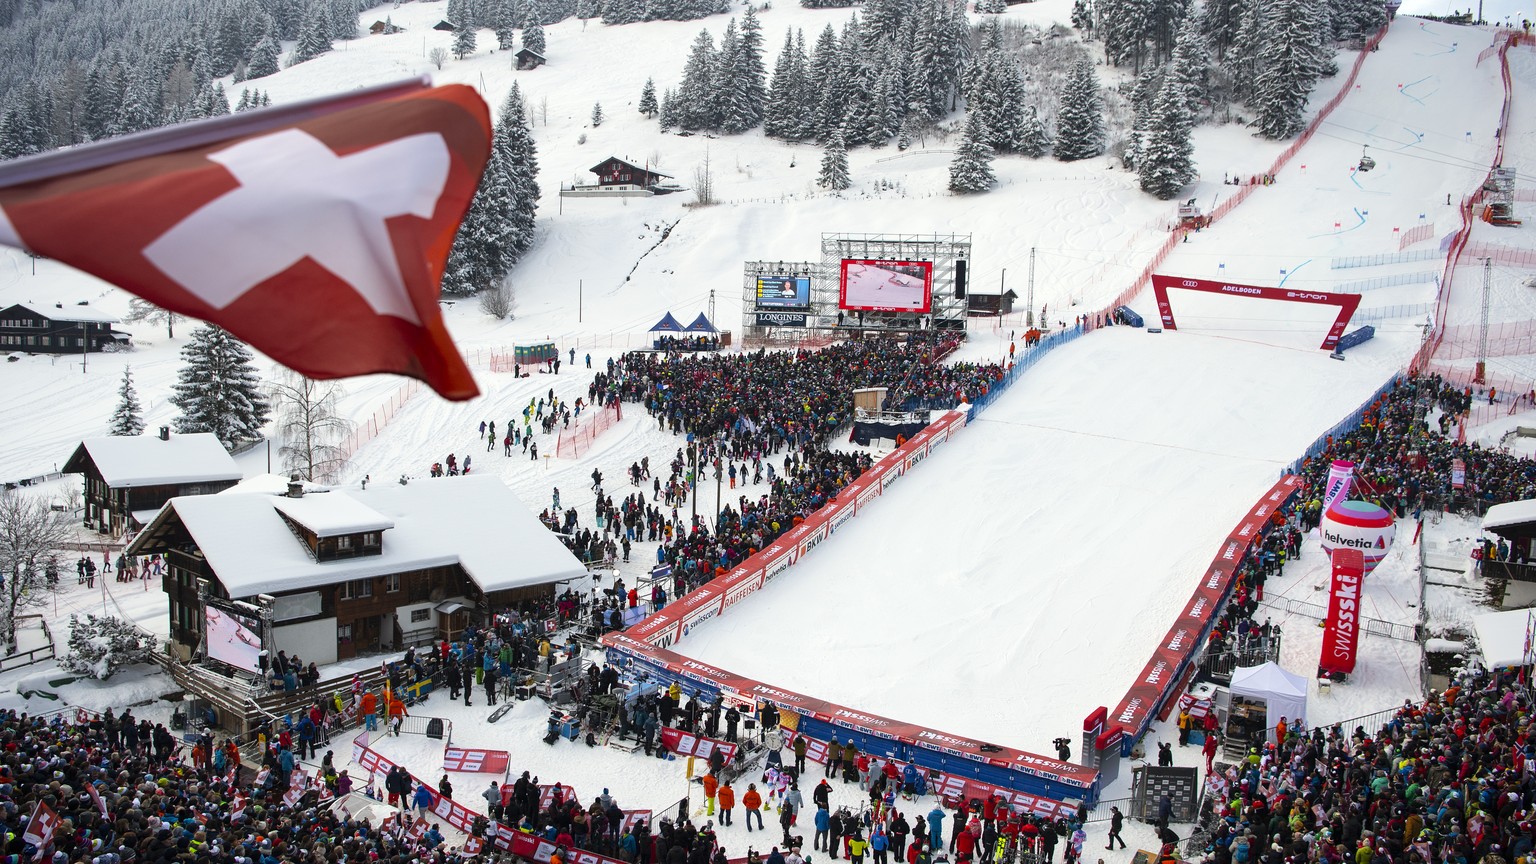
[0,78,490,400]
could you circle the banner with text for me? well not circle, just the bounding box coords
[1319,548,1365,677]
[443,746,510,774]
[659,727,739,765]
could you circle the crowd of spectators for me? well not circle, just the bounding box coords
[1296,375,1536,521]
[1194,666,1532,864]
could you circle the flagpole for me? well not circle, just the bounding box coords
[0,77,435,190]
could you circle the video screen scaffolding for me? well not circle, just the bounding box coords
[741,233,971,346]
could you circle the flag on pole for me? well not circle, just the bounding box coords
[0,78,490,400]
[86,782,109,819]
[21,800,60,861]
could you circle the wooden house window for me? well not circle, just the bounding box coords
[364,532,381,548]
[337,624,352,641]
[385,573,401,593]
[337,535,353,550]
[340,579,372,600]
[410,608,430,623]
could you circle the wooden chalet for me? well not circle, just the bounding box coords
[516,47,546,69]
[967,290,1018,317]
[127,474,587,668]
[590,157,672,190]
[0,302,130,354]
[62,429,241,538]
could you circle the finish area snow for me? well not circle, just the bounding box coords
[672,324,1411,756]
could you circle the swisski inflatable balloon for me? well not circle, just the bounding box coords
[1320,499,1396,574]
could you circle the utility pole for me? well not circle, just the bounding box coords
[80,322,87,374]
[1475,257,1492,384]
[1026,247,1036,327]
[708,289,716,327]
[579,280,583,323]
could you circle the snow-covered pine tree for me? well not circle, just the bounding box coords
[659,88,680,127]
[1101,0,1154,70]
[108,367,145,437]
[639,77,659,118]
[1167,11,1210,119]
[818,129,851,189]
[170,325,270,449]
[764,29,807,139]
[1019,105,1052,157]
[329,0,360,40]
[499,83,541,265]
[676,29,718,130]
[591,102,604,126]
[713,19,745,132]
[977,0,1007,13]
[212,11,248,77]
[61,614,154,680]
[1054,60,1105,161]
[495,0,519,49]
[1147,0,1186,65]
[112,65,162,135]
[1224,1,1262,102]
[454,23,479,59]
[1122,67,1158,170]
[949,110,996,193]
[247,35,281,79]
[1331,0,1386,42]
[736,7,768,130]
[1071,0,1095,31]
[808,24,846,141]
[292,8,333,64]
[523,4,548,54]
[1253,0,1324,140]
[1137,73,1195,198]
[1202,0,1244,62]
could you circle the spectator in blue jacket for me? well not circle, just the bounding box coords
[815,806,831,851]
[412,781,435,817]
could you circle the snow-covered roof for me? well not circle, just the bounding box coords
[273,493,395,537]
[65,433,242,487]
[138,474,586,599]
[14,302,120,324]
[1473,609,1536,669]
[1483,498,1536,533]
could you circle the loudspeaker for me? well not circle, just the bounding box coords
[954,260,968,299]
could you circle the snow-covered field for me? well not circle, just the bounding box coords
[0,0,1533,846]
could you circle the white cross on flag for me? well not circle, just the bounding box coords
[0,78,490,400]
[22,801,60,861]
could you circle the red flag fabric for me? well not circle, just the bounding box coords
[0,79,489,400]
[21,800,60,860]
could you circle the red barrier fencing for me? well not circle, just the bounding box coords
[1413,30,1520,375]
[1429,320,1536,360]
[555,401,622,458]
[1100,477,1303,748]
[332,379,422,479]
[1398,222,1435,250]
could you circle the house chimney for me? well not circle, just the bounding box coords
[158,426,170,441]
[286,473,304,498]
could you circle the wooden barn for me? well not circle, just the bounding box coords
[0,302,130,354]
[967,290,1018,317]
[516,47,546,69]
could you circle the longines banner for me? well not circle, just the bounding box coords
[755,311,808,327]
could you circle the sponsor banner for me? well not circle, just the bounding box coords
[442,746,510,774]
[538,783,579,811]
[628,606,683,648]
[762,543,794,583]
[755,311,808,327]
[495,828,630,864]
[719,565,766,613]
[427,783,480,834]
[352,743,397,777]
[1452,458,1465,489]
[795,512,830,560]
[829,486,862,531]
[1094,725,1126,753]
[830,705,901,740]
[677,585,726,638]
[659,727,739,765]
[786,731,830,764]
[1082,706,1107,735]
[623,810,653,832]
[934,774,1076,820]
[854,476,882,511]
[1322,461,1356,512]
[670,655,737,690]
[1320,548,1364,676]
[901,432,932,472]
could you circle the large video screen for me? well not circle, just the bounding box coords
[206,603,263,673]
[755,275,811,309]
[838,259,933,313]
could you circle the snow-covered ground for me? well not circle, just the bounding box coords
[0,0,1533,849]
